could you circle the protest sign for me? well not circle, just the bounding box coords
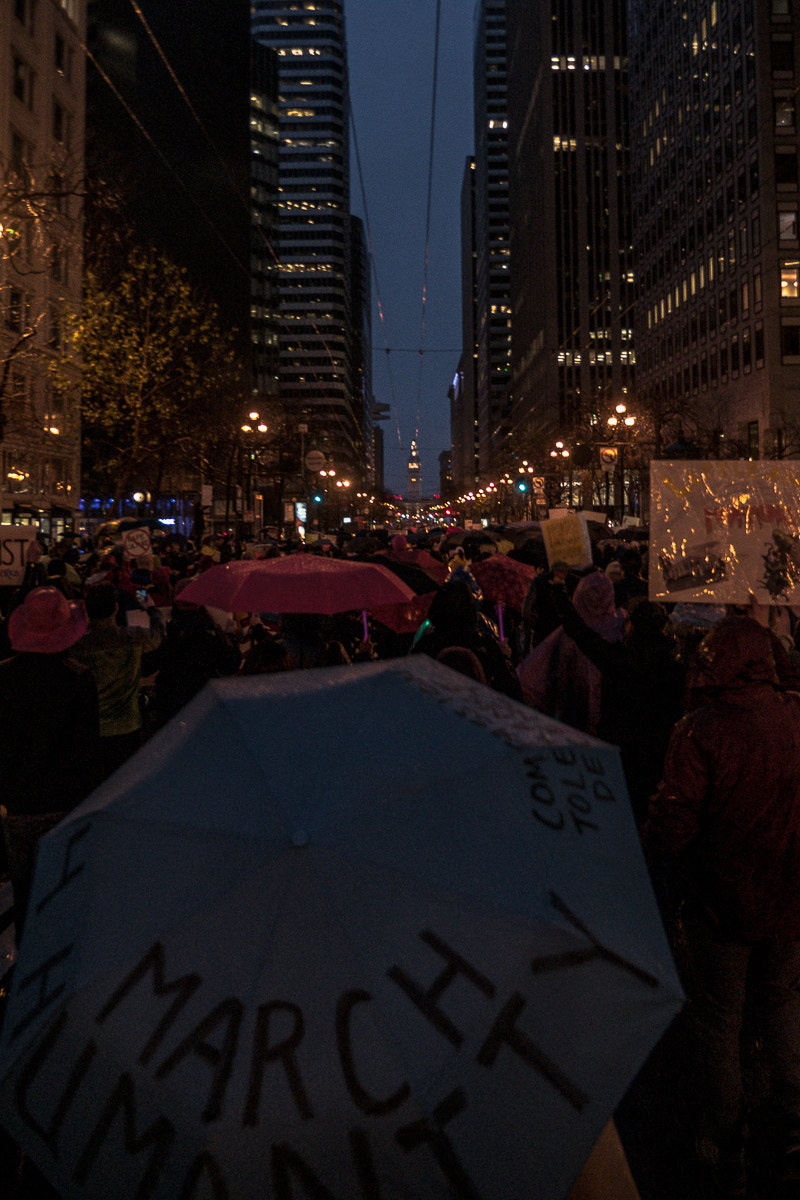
[122,527,151,559]
[540,511,593,570]
[650,460,800,604]
[0,527,38,588]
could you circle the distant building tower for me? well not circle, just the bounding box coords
[252,0,365,483]
[407,438,422,516]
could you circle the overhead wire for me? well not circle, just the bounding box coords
[77,31,249,279]
[349,104,404,456]
[415,0,444,449]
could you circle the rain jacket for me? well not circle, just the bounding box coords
[644,615,800,942]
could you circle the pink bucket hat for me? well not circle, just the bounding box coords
[8,587,88,654]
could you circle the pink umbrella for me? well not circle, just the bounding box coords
[470,554,538,642]
[178,555,416,635]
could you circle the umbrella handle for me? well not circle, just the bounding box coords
[497,602,505,642]
[362,610,369,642]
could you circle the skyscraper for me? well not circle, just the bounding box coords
[506,0,634,458]
[250,42,281,408]
[629,0,800,459]
[252,0,365,484]
[473,0,513,478]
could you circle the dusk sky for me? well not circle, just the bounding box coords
[345,1,476,498]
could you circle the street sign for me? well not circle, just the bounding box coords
[304,450,326,472]
[599,446,619,471]
[531,476,545,491]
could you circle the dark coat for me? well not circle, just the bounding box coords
[555,587,685,822]
[643,615,800,942]
[0,652,102,815]
[411,580,522,700]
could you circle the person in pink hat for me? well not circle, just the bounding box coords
[0,587,102,932]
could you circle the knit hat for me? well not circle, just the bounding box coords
[8,586,88,653]
[572,571,626,640]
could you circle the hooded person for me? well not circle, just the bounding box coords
[551,583,686,825]
[517,569,626,735]
[0,587,102,932]
[643,615,800,1199]
[410,579,522,699]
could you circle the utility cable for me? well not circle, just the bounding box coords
[415,0,443,447]
[349,103,403,457]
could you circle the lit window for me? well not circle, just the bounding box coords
[781,263,800,298]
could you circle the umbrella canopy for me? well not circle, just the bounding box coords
[176,555,415,615]
[378,548,448,588]
[371,592,435,635]
[0,659,682,1200]
[470,554,538,614]
[368,554,443,596]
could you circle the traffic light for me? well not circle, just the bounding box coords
[313,493,322,503]
[516,480,528,493]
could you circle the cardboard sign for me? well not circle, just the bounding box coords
[0,527,38,587]
[541,512,593,570]
[650,460,800,604]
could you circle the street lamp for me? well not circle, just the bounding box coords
[335,477,351,526]
[606,402,637,523]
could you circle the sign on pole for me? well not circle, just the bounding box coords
[304,450,326,473]
[650,460,800,604]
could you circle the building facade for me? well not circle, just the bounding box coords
[86,0,253,347]
[506,0,634,459]
[629,0,800,459]
[252,0,365,486]
[251,41,281,409]
[473,0,513,477]
[1,0,85,532]
[349,213,375,485]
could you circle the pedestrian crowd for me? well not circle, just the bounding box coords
[3,520,800,1199]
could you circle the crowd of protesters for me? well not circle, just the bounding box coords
[4,520,800,1198]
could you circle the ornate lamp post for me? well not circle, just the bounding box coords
[605,402,637,523]
[239,410,269,537]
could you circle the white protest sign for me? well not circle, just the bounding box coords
[0,527,38,587]
[540,511,593,569]
[650,460,800,604]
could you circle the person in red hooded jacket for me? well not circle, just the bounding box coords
[643,614,800,1200]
